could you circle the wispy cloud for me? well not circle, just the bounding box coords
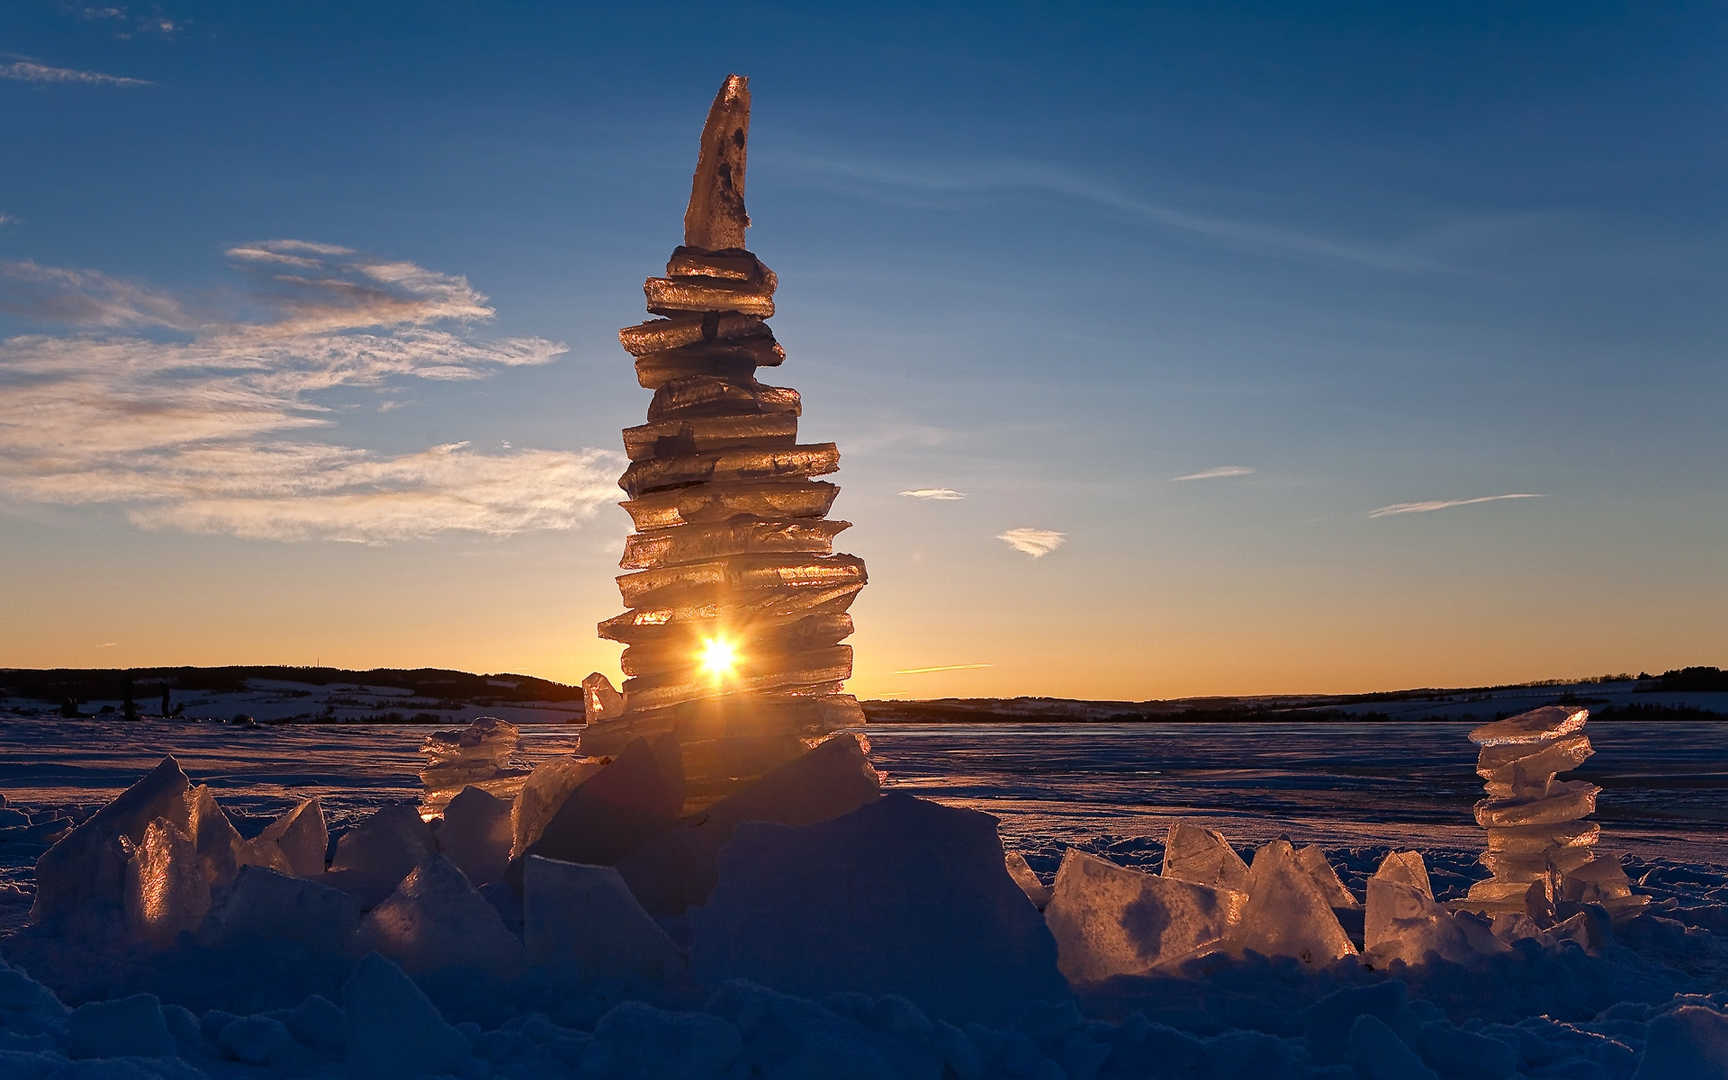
[0,213,16,226]
[779,152,1442,272]
[68,4,181,38]
[0,60,151,87]
[894,663,994,675]
[1171,465,1255,482]
[0,243,614,543]
[899,488,966,501]
[1367,493,1545,519]
[997,527,1067,557]
[95,641,118,648]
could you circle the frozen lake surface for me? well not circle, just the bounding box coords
[3,717,1725,894]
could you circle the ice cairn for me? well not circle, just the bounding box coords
[579,74,867,809]
[1459,704,1645,919]
[417,715,529,818]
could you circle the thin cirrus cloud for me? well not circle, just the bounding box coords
[1171,465,1255,482]
[1367,493,1545,519]
[899,488,966,501]
[0,60,152,87]
[894,663,995,675]
[997,527,1067,558]
[0,241,622,543]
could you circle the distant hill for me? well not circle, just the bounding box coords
[0,665,1721,726]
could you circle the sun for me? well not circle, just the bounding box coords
[700,636,738,678]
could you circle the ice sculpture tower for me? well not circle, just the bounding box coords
[1462,705,1643,918]
[580,75,867,808]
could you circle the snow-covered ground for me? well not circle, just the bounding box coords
[0,716,1725,1077]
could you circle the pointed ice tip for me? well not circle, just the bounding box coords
[684,74,752,252]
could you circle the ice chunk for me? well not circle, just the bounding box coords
[667,245,775,286]
[1160,822,1250,893]
[1295,845,1361,909]
[1372,850,1432,898]
[619,312,767,356]
[622,412,797,462]
[419,715,524,818]
[124,817,210,945]
[619,646,854,714]
[1045,848,1247,982]
[691,793,1068,1021]
[1006,851,1052,909]
[510,754,607,860]
[523,856,682,987]
[1468,705,1589,747]
[599,582,863,645]
[1366,871,1504,966]
[1473,779,1599,827]
[634,334,786,389]
[342,952,473,1080]
[683,73,751,251]
[617,733,880,915]
[617,552,865,609]
[1225,840,1358,964]
[31,754,190,927]
[645,276,774,317]
[621,519,848,573]
[648,374,800,420]
[621,479,839,531]
[621,612,854,677]
[1477,732,1594,793]
[355,856,523,977]
[246,796,328,878]
[188,785,242,891]
[325,803,433,906]
[619,442,838,498]
[517,735,684,875]
[201,865,360,953]
[435,786,511,886]
[1633,1005,1728,1080]
[66,992,176,1060]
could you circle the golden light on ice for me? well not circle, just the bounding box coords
[701,636,738,678]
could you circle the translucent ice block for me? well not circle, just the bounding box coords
[1469,706,1589,747]
[1371,850,1432,899]
[1295,845,1360,909]
[1479,733,1595,797]
[1225,840,1358,964]
[1474,779,1600,828]
[667,246,776,286]
[620,612,854,676]
[683,74,750,251]
[1045,849,1247,982]
[1484,819,1599,854]
[1160,822,1250,893]
[622,479,838,530]
[616,553,866,609]
[618,313,767,356]
[1479,843,1597,880]
[620,644,853,712]
[635,336,785,389]
[648,375,800,420]
[645,276,775,317]
[623,413,798,462]
[622,519,849,572]
[597,581,864,643]
[618,442,839,498]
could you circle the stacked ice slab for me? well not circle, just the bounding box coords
[580,75,866,808]
[418,716,528,818]
[1462,705,1641,916]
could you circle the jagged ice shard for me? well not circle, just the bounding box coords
[581,75,867,809]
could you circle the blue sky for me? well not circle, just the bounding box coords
[2,1,1723,697]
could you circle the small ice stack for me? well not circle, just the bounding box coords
[1463,705,1642,917]
[418,717,528,818]
[580,75,867,809]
